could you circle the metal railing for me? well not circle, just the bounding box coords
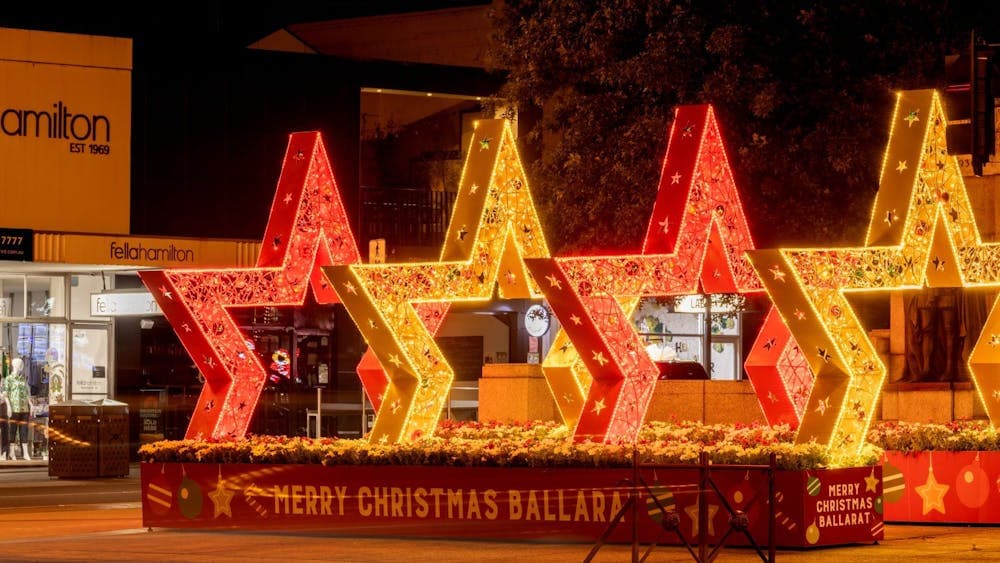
[360,187,457,249]
[585,450,776,563]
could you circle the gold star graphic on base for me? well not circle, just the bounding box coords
[915,467,949,516]
[208,473,235,518]
[748,89,995,461]
[864,468,879,494]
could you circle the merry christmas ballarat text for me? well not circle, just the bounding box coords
[272,485,627,522]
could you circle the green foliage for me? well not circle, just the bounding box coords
[486,1,999,252]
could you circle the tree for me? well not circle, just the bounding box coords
[486,1,1000,253]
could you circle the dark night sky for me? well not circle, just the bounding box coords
[0,2,491,53]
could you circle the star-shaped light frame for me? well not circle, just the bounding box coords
[140,132,361,439]
[748,90,995,461]
[324,119,550,444]
[526,105,807,443]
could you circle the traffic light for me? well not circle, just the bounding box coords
[943,32,995,176]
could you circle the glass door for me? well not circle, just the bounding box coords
[70,325,111,401]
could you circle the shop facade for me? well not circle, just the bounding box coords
[0,232,258,463]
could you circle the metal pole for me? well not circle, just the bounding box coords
[632,447,639,563]
[316,387,322,439]
[699,451,708,562]
[768,453,776,563]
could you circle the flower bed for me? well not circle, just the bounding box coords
[868,420,1000,524]
[139,420,879,470]
[140,421,882,548]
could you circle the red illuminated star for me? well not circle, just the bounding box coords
[141,132,361,439]
[527,105,806,442]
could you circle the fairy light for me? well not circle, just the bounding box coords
[140,132,362,439]
[324,119,551,444]
[749,90,994,462]
[529,105,807,443]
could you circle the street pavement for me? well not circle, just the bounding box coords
[1,465,1000,562]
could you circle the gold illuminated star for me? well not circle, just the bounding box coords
[546,274,562,289]
[749,90,993,461]
[325,119,550,444]
[570,314,583,325]
[671,172,682,184]
[769,266,786,282]
[904,109,920,127]
[658,217,669,234]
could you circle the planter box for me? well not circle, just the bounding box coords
[883,451,999,523]
[142,462,881,548]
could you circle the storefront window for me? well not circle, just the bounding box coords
[27,276,65,317]
[0,276,23,317]
[633,295,743,380]
[1,321,67,461]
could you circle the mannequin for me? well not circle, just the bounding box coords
[2,358,30,460]
[0,359,8,461]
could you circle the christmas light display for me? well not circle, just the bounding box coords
[526,105,806,442]
[748,89,997,462]
[324,119,550,444]
[140,132,361,439]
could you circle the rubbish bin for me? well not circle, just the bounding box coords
[48,399,130,478]
[92,399,130,477]
[48,400,100,478]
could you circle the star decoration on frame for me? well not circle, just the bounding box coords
[527,105,805,442]
[324,119,550,444]
[140,132,361,439]
[748,90,991,461]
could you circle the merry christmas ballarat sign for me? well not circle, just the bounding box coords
[141,463,881,547]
